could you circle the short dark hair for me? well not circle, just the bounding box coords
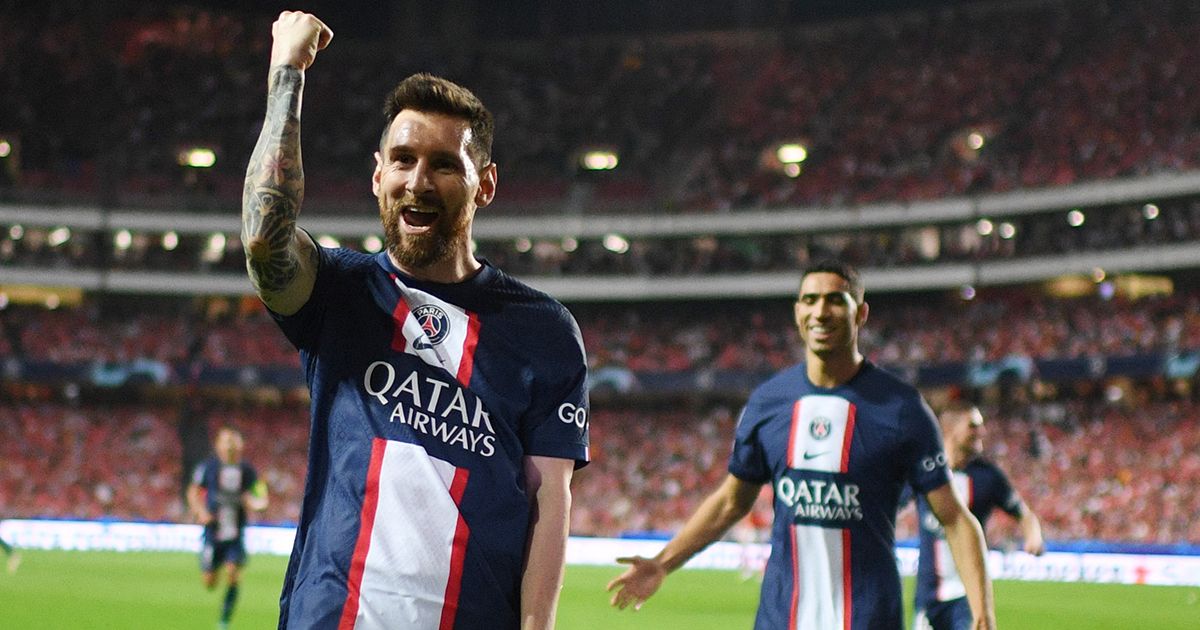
[381,73,494,169]
[938,400,981,430]
[800,259,864,302]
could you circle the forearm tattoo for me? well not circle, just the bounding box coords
[242,66,314,296]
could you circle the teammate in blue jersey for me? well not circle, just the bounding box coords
[241,12,589,630]
[609,260,996,629]
[187,426,269,630]
[911,402,1044,630]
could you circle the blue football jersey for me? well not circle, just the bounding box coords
[913,458,1022,610]
[729,361,949,630]
[192,457,258,543]
[271,247,590,630]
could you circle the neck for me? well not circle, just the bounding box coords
[390,251,481,284]
[946,446,971,470]
[806,350,864,388]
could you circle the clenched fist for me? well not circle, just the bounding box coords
[270,11,333,70]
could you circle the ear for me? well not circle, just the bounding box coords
[371,151,383,197]
[474,162,498,208]
[856,300,869,327]
[793,300,803,329]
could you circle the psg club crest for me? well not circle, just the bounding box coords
[413,304,451,346]
[809,416,832,441]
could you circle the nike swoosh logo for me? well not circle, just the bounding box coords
[802,451,829,460]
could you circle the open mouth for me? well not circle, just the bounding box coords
[401,206,439,229]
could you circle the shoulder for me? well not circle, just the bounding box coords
[481,267,583,340]
[967,458,1008,482]
[740,362,806,425]
[322,246,376,276]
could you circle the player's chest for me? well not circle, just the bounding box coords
[762,394,901,478]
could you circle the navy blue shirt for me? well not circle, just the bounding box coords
[729,361,949,630]
[271,248,590,630]
[913,458,1022,610]
[191,457,258,544]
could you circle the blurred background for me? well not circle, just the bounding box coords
[2,0,1199,581]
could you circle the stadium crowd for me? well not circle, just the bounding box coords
[2,0,1198,213]
[4,285,1200,373]
[1,395,1198,546]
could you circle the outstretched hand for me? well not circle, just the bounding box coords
[270,11,333,70]
[606,556,667,611]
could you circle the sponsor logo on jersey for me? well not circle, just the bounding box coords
[776,470,863,525]
[364,361,497,457]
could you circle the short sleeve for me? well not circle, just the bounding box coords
[728,406,770,484]
[904,396,951,494]
[190,462,207,487]
[242,464,259,492]
[269,241,336,351]
[992,466,1024,517]
[519,309,590,468]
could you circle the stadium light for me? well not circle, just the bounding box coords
[48,226,71,246]
[0,140,11,158]
[960,285,976,301]
[316,235,340,248]
[515,237,532,253]
[178,147,217,168]
[201,232,226,263]
[966,132,985,150]
[8,224,23,240]
[976,218,994,236]
[561,236,579,252]
[1067,209,1085,227]
[783,163,802,178]
[580,149,619,171]
[998,222,1016,239]
[602,233,630,254]
[1092,267,1106,283]
[114,229,133,251]
[1143,203,1160,220]
[363,234,383,253]
[776,143,808,164]
[162,231,179,251]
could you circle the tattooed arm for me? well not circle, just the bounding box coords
[242,12,332,316]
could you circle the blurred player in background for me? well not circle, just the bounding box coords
[241,11,589,629]
[608,260,995,629]
[0,530,19,574]
[187,426,269,630]
[910,402,1045,630]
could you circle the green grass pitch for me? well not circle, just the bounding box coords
[0,550,1196,628]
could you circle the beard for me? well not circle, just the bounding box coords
[380,195,471,270]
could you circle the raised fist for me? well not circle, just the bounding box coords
[270,11,333,70]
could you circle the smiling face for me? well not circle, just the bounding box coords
[373,109,496,280]
[794,271,868,361]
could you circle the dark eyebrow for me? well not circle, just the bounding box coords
[385,144,465,166]
[798,291,849,300]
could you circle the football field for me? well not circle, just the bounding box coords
[0,550,1196,628]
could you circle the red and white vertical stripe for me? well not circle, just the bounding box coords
[785,395,857,630]
[338,439,470,630]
